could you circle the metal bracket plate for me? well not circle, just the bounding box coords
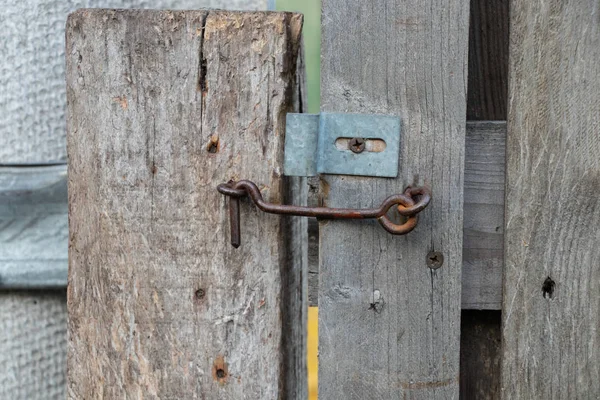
[284,112,401,177]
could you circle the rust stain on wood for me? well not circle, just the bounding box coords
[113,96,128,109]
[66,9,306,399]
[395,17,421,28]
[206,134,219,153]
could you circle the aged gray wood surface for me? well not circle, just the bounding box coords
[67,9,305,399]
[0,165,68,288]
[308,121,507,309]
[462,0,508,394]
[501,0,600,398]
[318,0,469,398]
[462,121,505,310]
[0,0,268,164]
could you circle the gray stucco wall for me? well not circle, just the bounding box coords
[0,292,68,399]
[1,1,267,398]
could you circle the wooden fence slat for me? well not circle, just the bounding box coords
[463,121,506,310]
[501,0,600,398]
[318,1,469,398]
[308,121,507,310]
[66,9,306,398]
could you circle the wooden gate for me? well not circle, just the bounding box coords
[66,1,600,398]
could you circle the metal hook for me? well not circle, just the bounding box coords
[217,180,431,248]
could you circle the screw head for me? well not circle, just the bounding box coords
[426,251,444,269]
[349,137,366,153]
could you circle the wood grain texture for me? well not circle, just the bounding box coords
[502,0,600,398]
[462,121,505,309]
[319,1,469,398]
[66,9,306,399]
[307,122,507,309]
[466,0,509,120]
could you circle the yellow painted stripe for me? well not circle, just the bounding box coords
[308,306,318,399]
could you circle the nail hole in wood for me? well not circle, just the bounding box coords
[542,277,555,298]
[206,134,219,153]
[212,355,228,383]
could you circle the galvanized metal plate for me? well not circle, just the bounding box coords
[284,113,319,176]
[284,112,400,177]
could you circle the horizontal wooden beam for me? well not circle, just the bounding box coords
[462,121,505,309]
[308,121,506,310]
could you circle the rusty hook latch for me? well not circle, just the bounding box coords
[217,180,430,248]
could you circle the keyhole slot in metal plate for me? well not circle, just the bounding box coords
[335,137,387,153]
[284,112,401,177]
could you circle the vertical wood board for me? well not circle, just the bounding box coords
[462,0,509,395]
[67,9,305,399]
[462,121,505,310]
[502,0,600,398]
[319,1,469,398]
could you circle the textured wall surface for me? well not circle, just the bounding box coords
[0,291,67,400]
[0,0,267,164]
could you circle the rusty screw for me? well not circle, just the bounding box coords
[349,137,366,153]
[426,251,444,269]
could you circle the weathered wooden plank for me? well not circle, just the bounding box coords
[501,0,600,398]
[466,0,509,120]
[461,0,508,390]
[307,121,507,309]
[462,0,509,395]
[66,9,306,398]
[0,165,68,288]
[318,1,469,398]
[462,121,505,309]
